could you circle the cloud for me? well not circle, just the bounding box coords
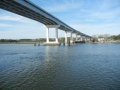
[100,0,120,10]
[0,23,14,27]
[91,8,120,19]
[0,23,46,39]
[0,10,46,39]
[0,14,38,24]
[70,23,120,35]
[74,0,120,22]
[42,0,82,12]
[0,16,21,21]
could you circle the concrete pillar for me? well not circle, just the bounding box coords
[46,27,49,42]
[70,32,72,41]
[76,34,78,41]
[79,35,81,41]
[84,37,86,42]
[81,37,83,41]
[55,28,58,42]
[70,32,73,43]
[44,25,60,45]
[65,31,67,43]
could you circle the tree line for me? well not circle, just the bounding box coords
[0,37,75,43]
[109,34,120,40]
[0,34,120,43]
[92,34,120,40]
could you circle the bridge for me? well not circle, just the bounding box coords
[0,0,91,45]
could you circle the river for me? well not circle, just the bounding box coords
[0,43,120,90]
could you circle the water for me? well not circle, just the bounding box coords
[0,43,120,90]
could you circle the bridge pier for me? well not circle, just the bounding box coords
[44,25,60,46]
[76,34,78,41]
[55,27,58,43]
[46,27,49,43]
[78,35,82,41]
[82,36,86,42]
[64,31,73,44]
[70,32,74,43]
[81,36,83,41]
[65,31,67,44]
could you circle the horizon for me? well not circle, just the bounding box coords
[0,0,120,39]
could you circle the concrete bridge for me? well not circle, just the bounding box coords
[0,0,91,45]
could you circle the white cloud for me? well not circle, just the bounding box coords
[91,8,120,19]
[0,23,14,27]
[0,14,38,24]
[43,0,82,12]
[0,16,21,21]
[70,23,120,35]
[100,0,120,10]
[0,24,46,39]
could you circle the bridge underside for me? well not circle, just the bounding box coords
[0,0,57,25]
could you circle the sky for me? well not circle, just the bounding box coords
[0,0,120,39]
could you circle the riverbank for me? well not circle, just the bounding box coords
[0,40,120,44]
[86,40,120,44]
[0,42,35,44]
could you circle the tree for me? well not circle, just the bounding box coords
[103,34,110,41]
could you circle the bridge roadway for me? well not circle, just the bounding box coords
[0,0,91,45]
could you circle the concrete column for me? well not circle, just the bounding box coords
[46,27,49,42]
[65,31,67,43]
[76,34,78,41]
[84,37,86,42]
[70,32,73,43]
[55,28,58,42]
[44,25,60,45]
[70,32,72,41]
[81,37,83,41]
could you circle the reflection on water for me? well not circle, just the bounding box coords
[0,44,120,90]
[45,46,50,62]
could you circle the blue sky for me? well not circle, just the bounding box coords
[0,0,120,39]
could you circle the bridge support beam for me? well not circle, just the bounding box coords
[44,25,60,46]
[46,27,49,43]
[76,34,78,41]
[55,27,58,43]
[82,36,85,42]
[81,36,83,41]
[86,37,91,42]
[64,31,73,44]
[65,31,67,44]
[79,35,82,41]
[70,32,74,43]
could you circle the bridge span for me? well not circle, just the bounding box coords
[0,0,91,45]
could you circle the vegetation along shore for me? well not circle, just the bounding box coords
[0,34,120,44]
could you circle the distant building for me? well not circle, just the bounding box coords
[98,38,105,42]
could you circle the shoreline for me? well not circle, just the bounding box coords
[0,42,42,44]
[87,41,120,44]
[0,41,120,44]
